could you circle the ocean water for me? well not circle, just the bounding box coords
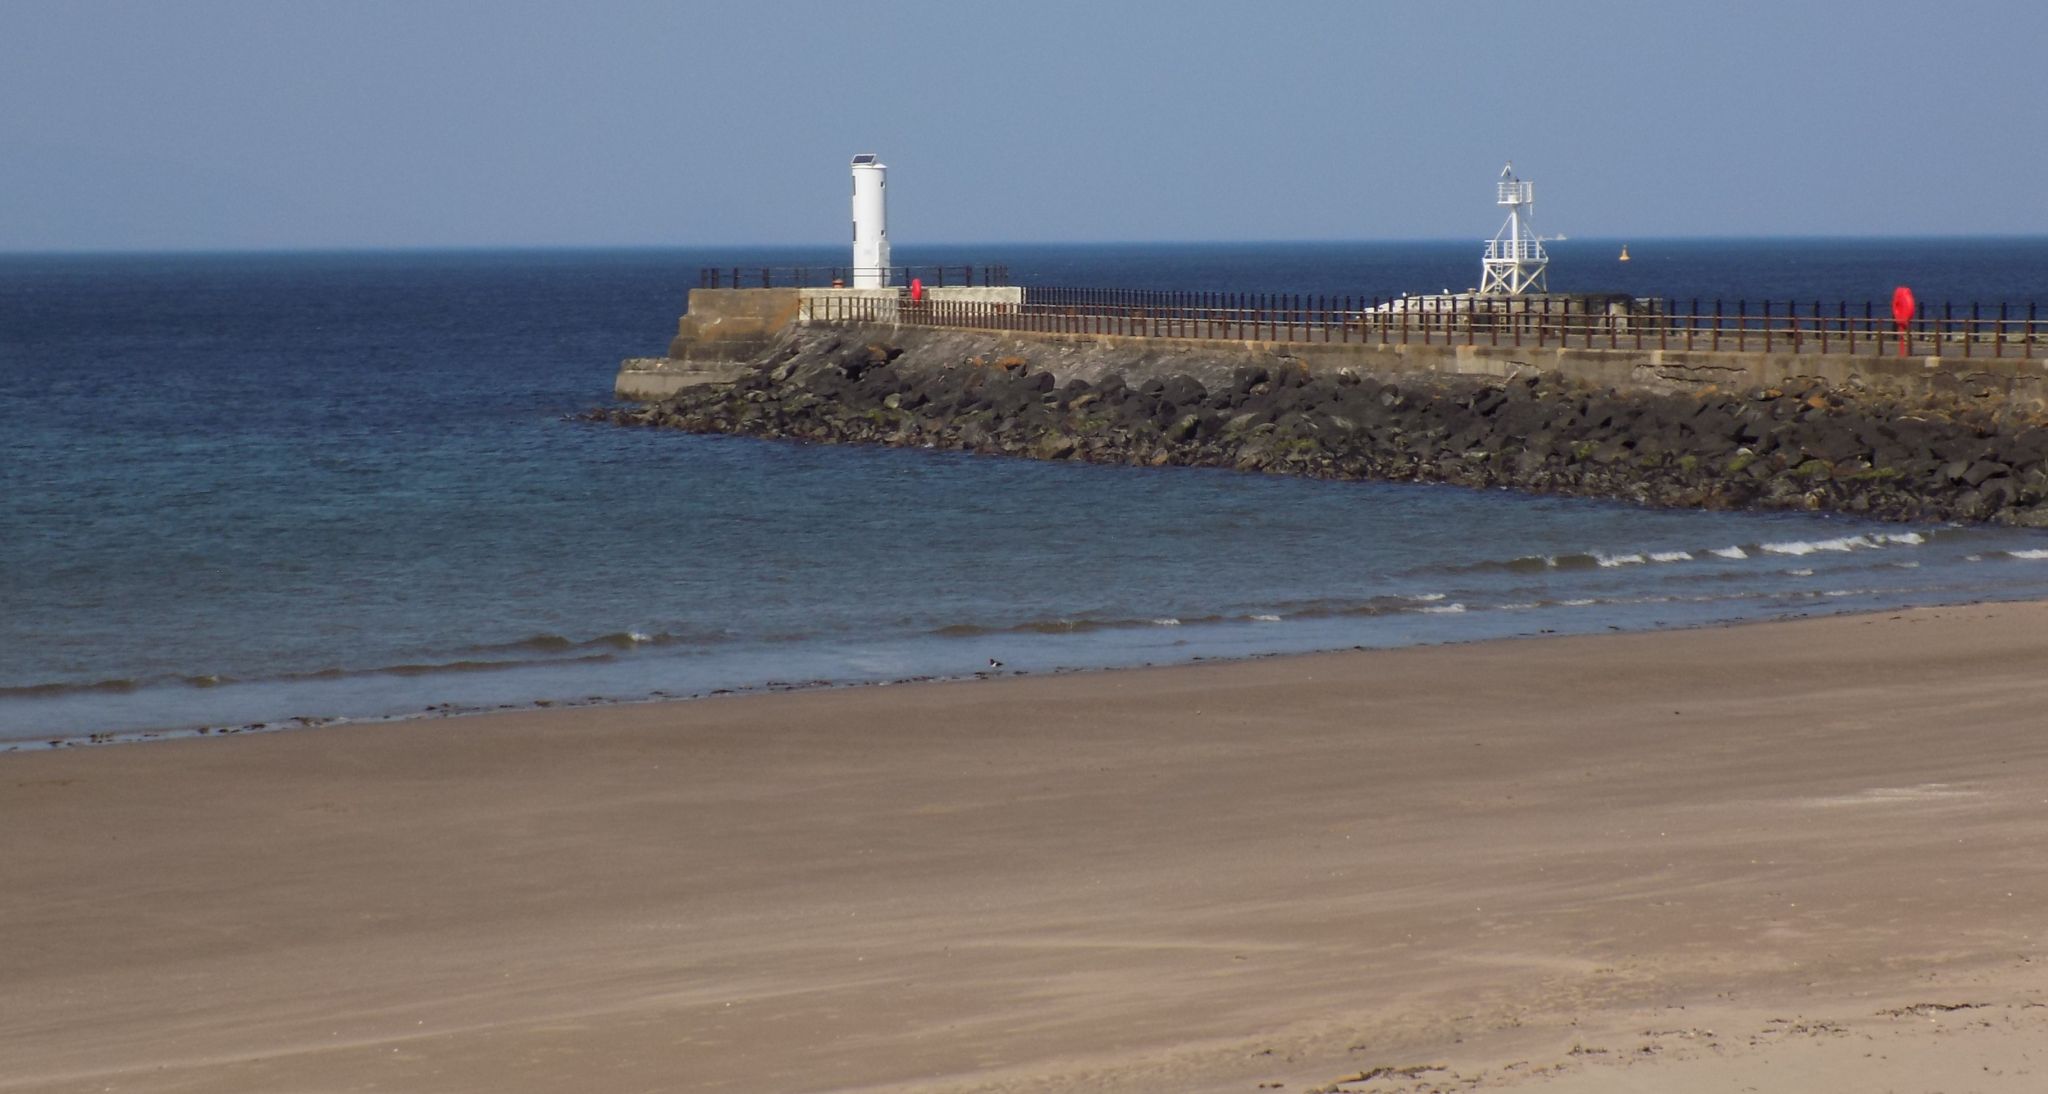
[6,241,2048,746]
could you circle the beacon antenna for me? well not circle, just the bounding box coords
[850,154,891,289]
[1480,162,1548,295]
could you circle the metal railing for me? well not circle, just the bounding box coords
[1484,239,1546,262]
[697,264,1010,289]
[800,287,2048,360]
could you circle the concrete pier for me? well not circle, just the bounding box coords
[618,286,1027,400]
[618,287,2048,411]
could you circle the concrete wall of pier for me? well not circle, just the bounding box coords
[619,287,1027,400]
[780,324,2048,411]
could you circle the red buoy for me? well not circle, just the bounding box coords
[1891,285,1916,357]
[909,277,924,303]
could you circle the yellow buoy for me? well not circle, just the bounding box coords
[1619,244,1631,262]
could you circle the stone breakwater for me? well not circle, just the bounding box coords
[590,326,2048,526]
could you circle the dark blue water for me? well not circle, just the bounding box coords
[7,242,2048,746]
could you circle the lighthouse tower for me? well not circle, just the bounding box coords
[850,153,890,289]
[1480,163,1548,295]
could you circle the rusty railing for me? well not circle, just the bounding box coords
[800,288,2046,360]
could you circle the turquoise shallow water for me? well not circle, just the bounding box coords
[6,242,2048,744]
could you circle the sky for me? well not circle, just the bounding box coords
[3,0,2045,252]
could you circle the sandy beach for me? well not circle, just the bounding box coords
[4,603,2046,1093]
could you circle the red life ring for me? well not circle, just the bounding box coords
[1891,286,1916,357]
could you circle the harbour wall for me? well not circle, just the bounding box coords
[595,318,2048,526]
[600,290,2048,525]
[779,323,2048,409]
[618,287,1027,399]
[619,288,2048,408]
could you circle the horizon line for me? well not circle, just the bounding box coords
[5,232,2048,260]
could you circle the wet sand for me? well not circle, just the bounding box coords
[4,602,2046,1093]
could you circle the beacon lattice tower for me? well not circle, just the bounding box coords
[850,153,890,289]
[1480,163,1548,295]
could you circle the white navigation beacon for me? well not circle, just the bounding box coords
[1480,162,1548,295]
[850,153,890,289]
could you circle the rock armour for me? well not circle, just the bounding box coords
[589,331,2048,527]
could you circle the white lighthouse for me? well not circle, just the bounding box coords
[850,153,890,289]
[1480,162,1548,295]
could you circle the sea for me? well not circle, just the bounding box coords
[6,239,2048,748]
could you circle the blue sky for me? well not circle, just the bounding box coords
[4,1,2044,251]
